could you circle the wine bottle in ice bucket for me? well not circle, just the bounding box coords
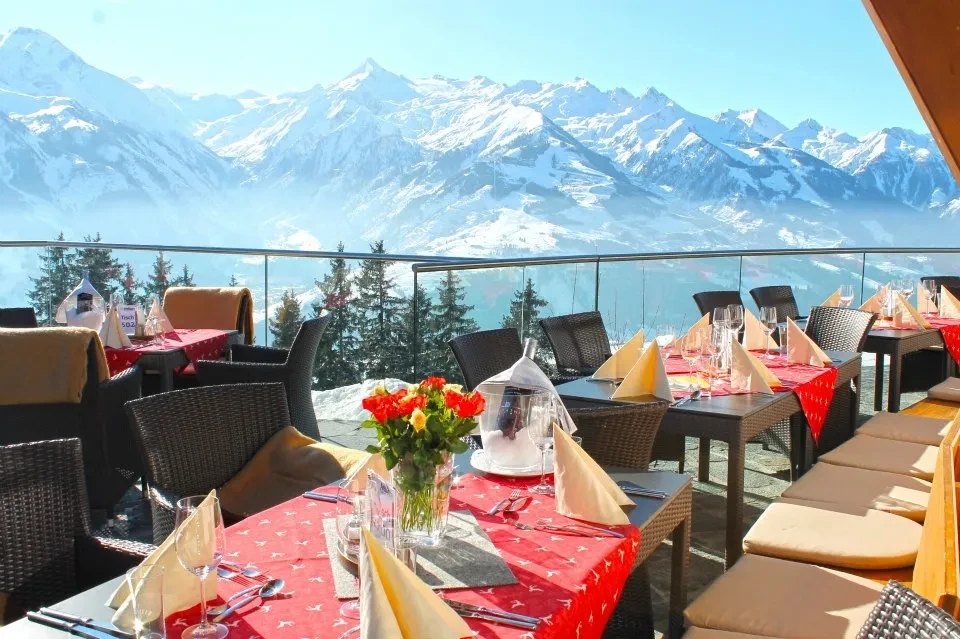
[494,338,539,440]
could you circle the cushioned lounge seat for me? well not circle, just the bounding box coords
[684,554,883,638]
[857,411,953,446]
[819,435,938,480]
[743,498,923,570]
[928,377,960,402]
[782,463,931,522]
[684,629,783,639]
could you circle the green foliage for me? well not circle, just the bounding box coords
[173,264,195,287]
[27,232,75,324]
[141,251,174,301]
[312,242,360,389]
[501,277,552,371]
[405,282,435,377]
[352,241,408,380]
[228,273,240,287]
[427,271,479,382]
[72,233,123,300]
[119,263,141,305]
[270,289,303,349]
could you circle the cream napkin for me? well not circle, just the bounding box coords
[359,528,471,639]
[553,424,633,525]
[730,339,779,394]
[743,309,778,351]
[344,452,389,493]
[612,341,672,401]
[680,314,710,344]
[99,306,132,349]
[940,286,960,319]
[147,298,175,334]
[893,292,932,329]
[109,491,218,631]
[918,283,938,314]
[821,288,842,307]
[593,329,645,380]
[860,286,888,314]
[786,317,831,367]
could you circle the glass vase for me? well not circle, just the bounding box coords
[391,451,453,547]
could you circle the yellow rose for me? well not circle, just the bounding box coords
[442,383,463,393]
[410,408,427,433]
[373,384,389,396]
[407,383,421,393]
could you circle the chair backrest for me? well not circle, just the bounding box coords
[285,315,332,437]
[0,307,38,328]
[539,312,612,375]
[804,306,878,353]
[749,286,801,321]
[0,439,90,619]
[163,287,254,345]
[567,401,670,470]
[692,290,745,320]
[856,580,960,638]
[448,328,523,391]
[922,276,960,290]
[125,383,291,498]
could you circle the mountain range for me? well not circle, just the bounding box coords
[1,25,958,261]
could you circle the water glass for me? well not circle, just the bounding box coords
[126,564,165,639]
[759,306,777,358]
[697,353,721,399]
[839,284,855,307]
[655,324,677,360]
[174,497,227,639]
[726,304,744,333]
[778,325,788,358]
[680,332,702,390]
[337,484,364,619]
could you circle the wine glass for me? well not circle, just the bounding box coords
[337,482,364,619]
[528,397,563,495]
[680,332,702,391]
[655,324,677,360]
[174,496,228,639]
[839,284,855,308]
[923,279,939,312]
[759,306,778,359]
[726,304,744,334]
[698,352,721,399]
[896,279,913,302]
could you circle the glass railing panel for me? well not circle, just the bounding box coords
[740,252,865,313]
[0,247,48,322]
[862,251,960,302]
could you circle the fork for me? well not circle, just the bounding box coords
[488,488,522,515]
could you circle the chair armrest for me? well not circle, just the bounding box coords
[196,360,291,386]
[230,343,289,364]
[100,364,143,408]
[148,485,180,544]
[75,535,156,589]
[99,365,144,476]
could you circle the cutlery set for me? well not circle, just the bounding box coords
[486,488,531,515]
[27,609,132,639]
[514,518,626,538]
[444,598,542,629]
[303,490,353,504]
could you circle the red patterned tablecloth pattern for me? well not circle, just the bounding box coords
[104,328,230,376]
[166,474,641,639]
[873,315,960,368]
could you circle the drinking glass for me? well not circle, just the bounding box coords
[337,483,364,619]
[110,291,124,314]
[726,304,744,334]
[712,306,730,329]
[174,496,227,639]
[680,332,702,390]
[900,279,914,300]
[759,306,778,359]
[126,563,165,639]
[655,324,677,360]
[698,353,721,399]
[839,284,855,307]
[923,279,939,311]
[778,325,788,358]
[527,398,573,495]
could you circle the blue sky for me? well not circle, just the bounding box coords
[0,0,926,136]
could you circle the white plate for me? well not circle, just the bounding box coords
[469,448,553,478]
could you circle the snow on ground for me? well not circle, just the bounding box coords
[312,377,410,421]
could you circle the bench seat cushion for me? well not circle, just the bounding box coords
[857,411,952,446]
[819,435,938,480]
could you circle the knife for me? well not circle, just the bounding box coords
[444,599,541,625]
[37,609,133,639]
[27,612,123,639]
[455,609,538,629]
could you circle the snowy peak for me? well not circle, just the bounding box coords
[714,108,786,142]
[333,58,418,105]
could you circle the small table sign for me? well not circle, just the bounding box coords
[117,305,138,336]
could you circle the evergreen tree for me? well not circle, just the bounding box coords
[312,243,359,389]
[228,274,240,287]
[406,282,435,377]
[27,232,76,324]
[429,271,479,382]
[119,263,140,305]
[270,289,303,348]
[501,277,552,370]
[72,233,122,300]
[352,241,407,380]
[174,264,195,287]
[141,251,174,301]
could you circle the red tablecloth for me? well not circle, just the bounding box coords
[664,353,839,443]
[873,315,960,368]
[166,474,641,639]
[104,329,230,376]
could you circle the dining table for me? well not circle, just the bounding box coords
[0,462,691,639]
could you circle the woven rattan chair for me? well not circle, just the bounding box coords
[856,580,960,638]
[692,290,745,320]
[539,312,613,378]
[196,315,331,439]
[0,339,142,514]
[567,401,670,470]
[0,439,152,623]
[920,275,960,294]
[749,285,804,321]
[125,383,292,543]
[448,328,523,391]
[0,307,38,328]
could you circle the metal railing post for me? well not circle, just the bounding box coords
[860,252,867,306]
[263,255,269,345]
[593,258,600,312]
[738,255,744,293]
[412,269,419,378]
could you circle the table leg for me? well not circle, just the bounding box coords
[851,375,861,435]
[668,512,690,639]
[888,351,902,413]
[725,439,745,569]
[698,438,710,482]
[789,413,806,481]
[159,365,174,393]
[873,353,884,412]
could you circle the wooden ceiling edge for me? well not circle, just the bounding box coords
[861,0,960,185]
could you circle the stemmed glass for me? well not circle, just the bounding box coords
[759,306,778,359]
[698,352,721,399]
[337,482,364,619]
[897,279,914,302]
[726,304,744,339]
[712,307,731,371]
[527,397,572,495]
[923,279,939,312]
[174,496,228,639]
[839,284,855,307]
[655,324,677,361]
[680,332,702,391]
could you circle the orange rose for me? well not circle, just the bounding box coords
[455,392,485,418]
[421,376,447,391]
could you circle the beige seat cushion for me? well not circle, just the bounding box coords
[685,554,882,638]
[743,498,922,569]
[684,629,783,639]
[819,435,938,480]
[782,463,931,522]
[218,426,372,517]
[857,411,953,446]
[928,377,960,402]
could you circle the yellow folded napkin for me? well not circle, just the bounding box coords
[100,306,132,349]
[359,528,472,639]
[593,329,645,379]
[821,288,842,307]
[553,424,633,525]
[893,292,932,329]
[612,341,672,401]
[940,287,960,319]
[109,491,218,631]
[918,283,938,314]
[729,339,779,394]
[860,286,888,314]
[147,298,175,333]
[786,317,831,367]
[743,309,778,351]
[681,313,710,344]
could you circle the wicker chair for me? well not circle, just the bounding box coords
[568,401,670,470]
[196,315,331,439]
[0,307,38,328]
[539,312,613,378]
[0,339,142,514]
[449,328,523,391]
[749,285,804,321]
[0,439,152,623]
[856,580,960,638]
[692,290,745,320]
[125,383,292,543]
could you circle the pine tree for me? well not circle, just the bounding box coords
[406,282,435,377]
[141,251,174,301]
[72,233,122,300]
[174,264,195,287]
[429,271,479,382]
[119,263,140,305]
[352,241,407,380]
[270,289,303,348]
[501,277,552,370]
[27,232,76,324]
[312,243,360,389]
[228,274,240,287]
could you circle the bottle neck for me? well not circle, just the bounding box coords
[522,338,538,359]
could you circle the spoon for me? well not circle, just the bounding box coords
[220,560,262,579]
[209,578,284,619]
